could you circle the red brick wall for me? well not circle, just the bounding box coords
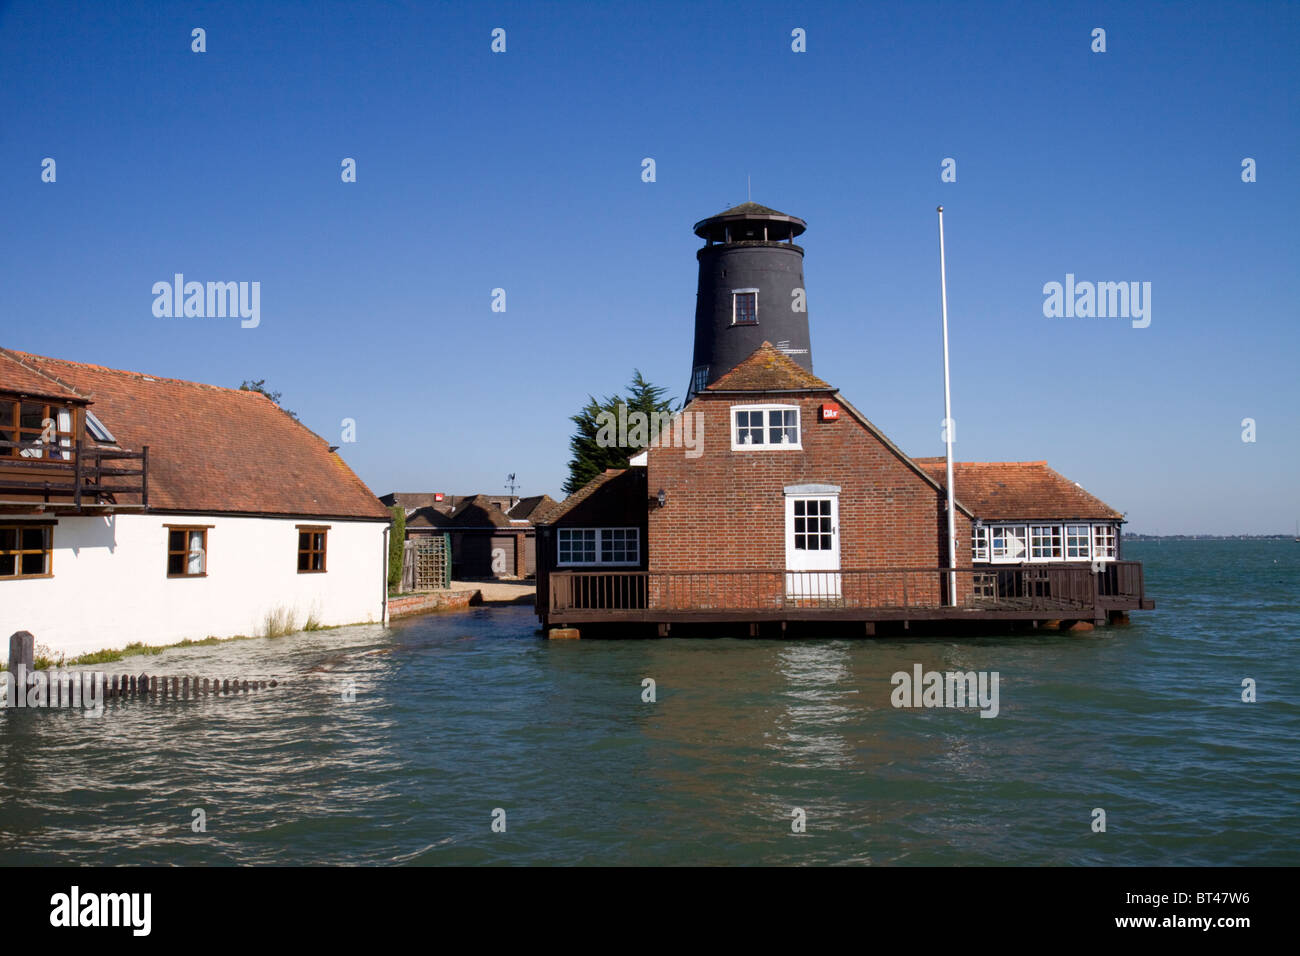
[646,392,972,604]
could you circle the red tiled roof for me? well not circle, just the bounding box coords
[3,348,389,520]
[912,458,1123,521]
[508,494,557,521]
[0,348,88,402]
[705,342,832,392]
[533,469,624,525]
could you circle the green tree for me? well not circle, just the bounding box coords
[239,379,299,420]
[563,370,676,495]
[387,505,406,589]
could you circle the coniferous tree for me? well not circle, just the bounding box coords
[563,370,676,495]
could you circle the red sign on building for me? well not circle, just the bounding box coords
[820,403,841,421]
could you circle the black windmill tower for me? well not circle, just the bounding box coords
[686,201,815,399]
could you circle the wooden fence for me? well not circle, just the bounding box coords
[402,533,451,592]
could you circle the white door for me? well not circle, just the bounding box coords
[785,496,841,599]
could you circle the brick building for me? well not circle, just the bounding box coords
[534,203,1151,635]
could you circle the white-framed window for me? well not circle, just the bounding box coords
[1092,524,1117,560]
[600,527,638,564]
[976,522,1118,563]
[1065,524,1091,560]
[558,527,639,566]
[1030,525,1062,560]
[732,404,801,450]
[990,525,1027,563]
[791,497,834,551]
[732,288,759,325]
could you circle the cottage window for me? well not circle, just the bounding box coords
[2,399,73,461]
[1030,525,1062,560]
[732,405,800,450]
[558,527,638,566]
[732,289,759,325]
[971,525,989,562]
[1092,524,1117,560]
[297,526,329,572]
[0,523,52,578]
[166,526,209,577]
[1065,524,1092,560]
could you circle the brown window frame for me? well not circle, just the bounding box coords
[165,524,212,578]
[297,525,329,573]
[0,521,55,580]
[1,398,76,461]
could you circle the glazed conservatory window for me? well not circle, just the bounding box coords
[990,525,1027,562]
[732,405,800,449]
[1092,524,1117,560]
[971,525,989,562]
[1065,524,1092,560]
[1030,525,1062,560]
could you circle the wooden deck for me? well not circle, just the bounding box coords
[0,439,148,513]
[543,563,1153,629]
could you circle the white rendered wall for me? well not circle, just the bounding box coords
[2,513,387,661]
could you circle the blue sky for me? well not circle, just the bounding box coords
[2,0,1296,533]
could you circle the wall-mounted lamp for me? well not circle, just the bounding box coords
[657,488,667,509]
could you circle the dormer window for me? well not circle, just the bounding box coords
[2,399,73,461]
[732,289,759,325]
[732,404,801,450]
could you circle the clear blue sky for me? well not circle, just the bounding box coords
[2,0,1296,534]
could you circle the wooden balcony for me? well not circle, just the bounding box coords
[0,439,149,513]
[544,562,1152,628]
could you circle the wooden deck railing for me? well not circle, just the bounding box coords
[0,439,149,508]
[548,563,1147,618]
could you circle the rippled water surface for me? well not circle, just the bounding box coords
[2,540,1297,865]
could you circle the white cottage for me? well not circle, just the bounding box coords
[0,347,391,661]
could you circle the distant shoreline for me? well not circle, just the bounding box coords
[1124,534,1295,541]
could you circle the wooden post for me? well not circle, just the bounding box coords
[8,631,35,675]
[73,438,83,510]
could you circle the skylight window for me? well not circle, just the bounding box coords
[85,411,117,444]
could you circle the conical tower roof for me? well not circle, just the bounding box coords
[693,201,806,241]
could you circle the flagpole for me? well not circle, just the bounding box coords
[937,206,957,607]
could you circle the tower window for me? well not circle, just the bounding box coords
[691,365,710,394]
[732,289,758,325]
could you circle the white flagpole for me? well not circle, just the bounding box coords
[937,206,957,606]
